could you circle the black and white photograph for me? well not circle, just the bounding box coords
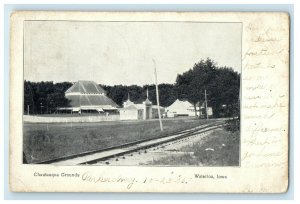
[22,20,242,166]
[7,10,290,194]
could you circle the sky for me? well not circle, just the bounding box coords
[24,21,242,86]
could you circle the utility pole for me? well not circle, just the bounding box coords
[204,89,208,119]
[40,103,43,115]
[152,59,163,131]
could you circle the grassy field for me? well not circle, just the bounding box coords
[146,128,240,166]
[23,118,217,163]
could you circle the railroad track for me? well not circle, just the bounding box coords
[36,121,225,165]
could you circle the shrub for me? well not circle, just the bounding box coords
[224,118,240,133]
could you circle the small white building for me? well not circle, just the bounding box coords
[199,106,213,118]
[119,91,153,120]
[119,105,141,120]
[152,105,165,119]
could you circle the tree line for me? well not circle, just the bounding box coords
[24,81,72,115]
[24,58,240,118]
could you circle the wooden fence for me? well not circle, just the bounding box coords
[23,115,120,123]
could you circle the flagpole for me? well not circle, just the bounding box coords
[152,59,163,131]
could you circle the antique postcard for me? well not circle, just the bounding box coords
[9,11,289,192]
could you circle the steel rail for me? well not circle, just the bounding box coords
[35,121,224,165]
[80,124,224,165]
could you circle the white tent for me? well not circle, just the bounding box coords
[165,99,197,117]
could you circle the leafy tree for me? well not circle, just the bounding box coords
[175,58,240,118]
[175,58,217,116]
[24,81,35,114]
[24,81,72,114]
[156,84,177,107]
[105,85,129,106]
